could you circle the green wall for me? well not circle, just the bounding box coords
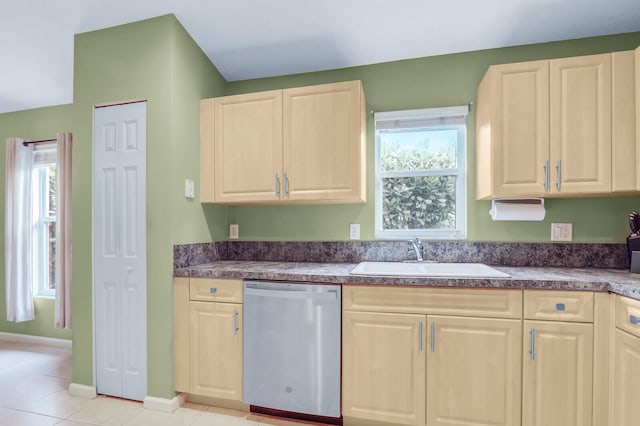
[169,20,228,243]
[225,32,640,243]
[0,105,75,339]
[0,15,227,399]
[163,19,229,397]
[70,15,226,398]
[72,14,173,395]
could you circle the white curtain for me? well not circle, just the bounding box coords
[5,138,35,322]
[55,132,72,329]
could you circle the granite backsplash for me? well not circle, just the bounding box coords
[173,241,628,272]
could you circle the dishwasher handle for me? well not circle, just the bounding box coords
[244,287,338,300]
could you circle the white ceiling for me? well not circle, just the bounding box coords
[1,0,639,114]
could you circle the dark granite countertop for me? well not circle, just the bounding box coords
[174,260,640,300]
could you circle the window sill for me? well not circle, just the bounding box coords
[33,295,55,300]
[375,231,467,241]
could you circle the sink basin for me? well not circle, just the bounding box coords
[349,262,510,278]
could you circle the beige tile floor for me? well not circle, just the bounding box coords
[0,341,327,426]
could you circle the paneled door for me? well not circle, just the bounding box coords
[342,311,426,426]
[426,316,522,426]
[476,60,550,198]
[93,101,147,401]
[522,321,593,426]
[211,90,283,203]
[612,328,640,426]
[549,54,612,193]
[282,81,365,202]
[189,301,243,400]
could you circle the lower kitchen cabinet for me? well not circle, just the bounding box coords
[174,278,243,402]
[342,286,523,426]
[342,311,426,426]
[612,329,640,426]
[522,320,593,426]
[611,295,640,426]
[190,301,243,400]
[342,310,522,426]
[522,290,595,426]
[426,316,522,426]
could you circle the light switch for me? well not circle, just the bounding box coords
[350,224,361,240]
[185,179,195,199]
[551,223,572,242]
[230,224,239,239]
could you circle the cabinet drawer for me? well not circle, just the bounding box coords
[343,286,522,319]
[524,290,594,322]
[615,295,640,338]
[190,278,243,303]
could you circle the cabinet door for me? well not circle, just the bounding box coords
[342,311,426,426]
[189,301,242,400]
[612,328,640,426]
[550,54,611,194]
[611,50,636,192]
[283,81,365,203]
[476,60,550,199]
[426,316,522,426]
[213,90,283,203]
[522,321,593,426]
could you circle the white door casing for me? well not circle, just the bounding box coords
[93,101,147,401]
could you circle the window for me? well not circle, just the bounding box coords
[32,144,56,297]
[374,106,468,240]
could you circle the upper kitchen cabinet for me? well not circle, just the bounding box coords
[550,54,611,194]
[612,50,636,192]
[282,81,366,202]
[476,51,636,200]
[200,80,366,205]
[476,60,550,199]
[201,90,283,204]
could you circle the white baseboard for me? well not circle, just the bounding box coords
[143,394,185,413]
[69,383,97,399]
[0,331,71,349]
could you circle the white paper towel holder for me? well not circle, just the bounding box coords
[489,198,546,221]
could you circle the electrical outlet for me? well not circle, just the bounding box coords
[230,224,239,240]
[185,179,195,199]
[350,224,361,240]
[551,223,572,242]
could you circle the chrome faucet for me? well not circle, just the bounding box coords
[407,237,424,262]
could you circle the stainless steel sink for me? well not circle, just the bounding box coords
[349,261,510,278]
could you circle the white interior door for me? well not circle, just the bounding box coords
[93,101,147,401]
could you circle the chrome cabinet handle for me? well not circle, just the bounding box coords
[630,315,640,325]
[233,310,239,335]
[209,288,217,294]
[275,173,280,198]
[529,328,535,360]
[555,303,565,312]
[556,160,561,190]
[284,172,289,196]
[543,160,549,191]
[430,322,435,353]
[419,320,423,352]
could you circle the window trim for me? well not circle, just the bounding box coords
[31,144,56,298]
[374,106,468,241]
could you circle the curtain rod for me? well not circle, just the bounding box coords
[22,138,56,147]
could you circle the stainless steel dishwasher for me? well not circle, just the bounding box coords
[243,280,341,419]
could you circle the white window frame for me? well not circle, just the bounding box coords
[32,144,56,298]
[374,106,468,240]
